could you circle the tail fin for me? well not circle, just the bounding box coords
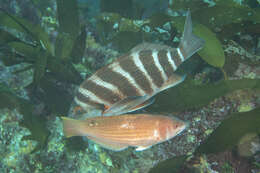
[61,117,86,138]
[178,10,205,60]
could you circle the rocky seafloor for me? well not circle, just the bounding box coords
[0,0,260,172]
[0,35,260,172]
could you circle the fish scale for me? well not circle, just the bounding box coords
[157,50,176,77]
[119,54,154,94]
[62,114,187,151]
[63,11,203,151]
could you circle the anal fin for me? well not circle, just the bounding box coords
[87,136,128,151]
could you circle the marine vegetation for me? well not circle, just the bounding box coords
[0,0,259,172]
[0,0,84,152]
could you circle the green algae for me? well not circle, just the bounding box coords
[56,0,80,38]
[196,107,260,154]
[54,33,75,61]
[7,40,82,84]
[65,137,88,153]
[194,24,225,68]
[149,107,260,172]
[111,31,143,52]
[147,12,172,28]
[37,76,73,115]
[170,0,260,29]
[0,29,19,44]
[100,0,134,18]
[148,78,260,112]
[170,15,225,68]
[0,83,50,153]
[192,5,260,28]
[0,1,259,172]
[55,0,85,63]
[97,12,226,67]
[0,9,54,56]
[96,1,260,67]
[32,48,48,86]
[149,155,187,173]
[70,25,87,64]
[97,12,149,33]
[8,41,38,61]
[0,6,83,85]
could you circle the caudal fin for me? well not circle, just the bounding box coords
[178,11,205,60]
[61,117,86,138]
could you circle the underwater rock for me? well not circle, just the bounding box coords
[0,108,37,172]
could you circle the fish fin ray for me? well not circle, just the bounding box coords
[61,117,87,138]
[159,74,186,92]
[102,95,150,116]
[88,136,128,151]
[178,10,205,60]
[135,145,152,151]
[130,97,155,112]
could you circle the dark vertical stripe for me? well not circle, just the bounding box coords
[76,91,105,109]
[81,80,121,104]
[95,67,141,97]
[158,50,175,78]
[139,50,164,88]
[119,57,153,94]
[170,49,181,67]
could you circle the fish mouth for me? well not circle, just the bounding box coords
[176,122,188,136]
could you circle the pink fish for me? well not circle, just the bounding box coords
[62,114,187,151]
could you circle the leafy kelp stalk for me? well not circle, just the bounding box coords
[196,107,260,154]
[149,78,260,112]
[0,5,84,85]
[0,0,86,152]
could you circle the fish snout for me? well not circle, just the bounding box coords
[172,121,187,136]
[162,119,187,141]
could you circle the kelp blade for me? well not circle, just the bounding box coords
[149,155,187,173]
[149,79,260,112]
[196,107,260,154]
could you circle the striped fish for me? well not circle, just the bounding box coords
[62,114,187,151]
[75,11,204,116]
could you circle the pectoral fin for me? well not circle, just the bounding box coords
[130,97,155,112]
[102,95,151,116]
[87,136,128,151]
[160,74,186,92]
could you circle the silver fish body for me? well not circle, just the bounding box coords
[75,11,204,116]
